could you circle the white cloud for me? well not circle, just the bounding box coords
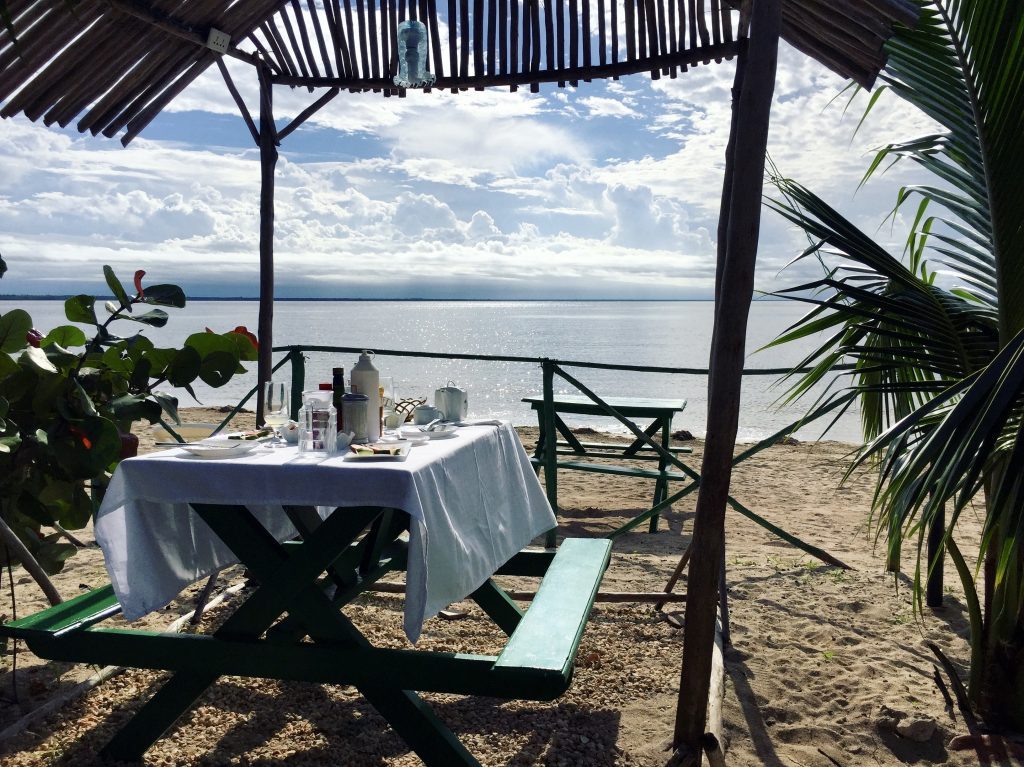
[0,40,941,300]
[579,96,639,119]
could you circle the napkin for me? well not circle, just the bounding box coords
[454,419,504,427]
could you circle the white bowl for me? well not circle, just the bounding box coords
[154,422,218,441]
[282,421,300,444]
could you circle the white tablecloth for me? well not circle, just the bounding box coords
[95,423,555,642]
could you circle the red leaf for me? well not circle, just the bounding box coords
[133,270,146,298]
[25,328,43,348]
[230,325,259,352]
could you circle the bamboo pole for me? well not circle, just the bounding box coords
[0,516,63,607]
[256,63,278,425]
[673,0,781,756]
[216,57,260,145]
[307,0,335,77]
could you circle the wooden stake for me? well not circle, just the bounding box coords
[256,63,278,425]
[673,0,781,753]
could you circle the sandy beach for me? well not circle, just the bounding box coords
[0,409,989,766]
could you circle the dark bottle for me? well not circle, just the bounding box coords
[332,367,346,430]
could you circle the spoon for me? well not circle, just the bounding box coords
[422,418,445,432]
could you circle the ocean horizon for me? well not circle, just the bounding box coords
[1,299,862,443]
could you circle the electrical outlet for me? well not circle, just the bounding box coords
[207,28,231,54]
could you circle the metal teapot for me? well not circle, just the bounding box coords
[434,382,468,421]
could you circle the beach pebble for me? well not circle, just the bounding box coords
[896,717,936,742]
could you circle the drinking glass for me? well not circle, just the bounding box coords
[263,381,290,448]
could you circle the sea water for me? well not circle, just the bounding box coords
[0,299,862,442]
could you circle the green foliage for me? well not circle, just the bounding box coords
[767,0,1024,728]
[0,265,257,578]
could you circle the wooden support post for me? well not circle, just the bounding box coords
[256,63,279,425]
[673,0,781,755]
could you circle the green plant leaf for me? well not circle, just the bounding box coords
[64,295,97,325]
[141,284,186,308]
[42,343,80,369]
[184,331,236,357]
[34,540,78,575]
[42,325,87,348]
[199,351,239,387]
[20,346,57,374]
[103,265,133,313]
[0,308,32,353]
[165,346,201,387]
[49,415,120,478]
[108,394,161,425]
[139,347,175,378]
[0,353,17,379]
[129,356,152,390]
[152,391,180,423]
[224,330,258,362]
[123,309,169,328]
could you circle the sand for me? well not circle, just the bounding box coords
[0,409,994,766]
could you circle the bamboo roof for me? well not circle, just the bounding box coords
[0,0,917,145]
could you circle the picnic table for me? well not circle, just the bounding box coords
[523,395,691,536]
[1,423,611,766]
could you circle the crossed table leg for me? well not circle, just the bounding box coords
[90,503,490,766]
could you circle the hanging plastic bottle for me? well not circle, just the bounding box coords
[351,350,381,442]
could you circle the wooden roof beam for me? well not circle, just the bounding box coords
[270,38,741,89]
[104,0,262,69]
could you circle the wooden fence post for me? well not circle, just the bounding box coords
[541,359,559,548]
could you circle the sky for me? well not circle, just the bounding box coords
[0,26,932,300]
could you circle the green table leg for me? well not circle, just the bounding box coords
[650,417,671,533]
[101,505,383,761]
[361,685,481,767]
[470,579,524,636]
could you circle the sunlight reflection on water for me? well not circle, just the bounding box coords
[3,299,861,442]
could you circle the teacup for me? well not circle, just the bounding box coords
[412,405,443,425]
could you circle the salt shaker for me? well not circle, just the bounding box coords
[342,392,370,444]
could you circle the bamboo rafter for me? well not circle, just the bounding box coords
[0,0,917,144]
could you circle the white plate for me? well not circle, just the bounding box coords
[176,441,260,459]
[343,443,412,461]
[401,425,458,440]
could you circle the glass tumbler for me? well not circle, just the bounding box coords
[299,390,337,455]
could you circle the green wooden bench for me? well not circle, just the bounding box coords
[554,439,693,459]
[1,530,612,765]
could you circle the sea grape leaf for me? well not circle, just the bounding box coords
[166,346,201,387]
[108,394,161,425]
[50,415,120,478]
[65,295,97,325]
[34,540,78,575]
[184,332,236,357]
[142,284,186,308]
[124,309,169,328]
[140,347,175,378]
[129,356,152,389]
[0,352,17,379]
[42,325,87,348]
[21,346,57,374]
[199,350,238,387]
[104,265,133,313]
[0,309,32,353]
[152,391,180,424]
[42,343,79,369]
